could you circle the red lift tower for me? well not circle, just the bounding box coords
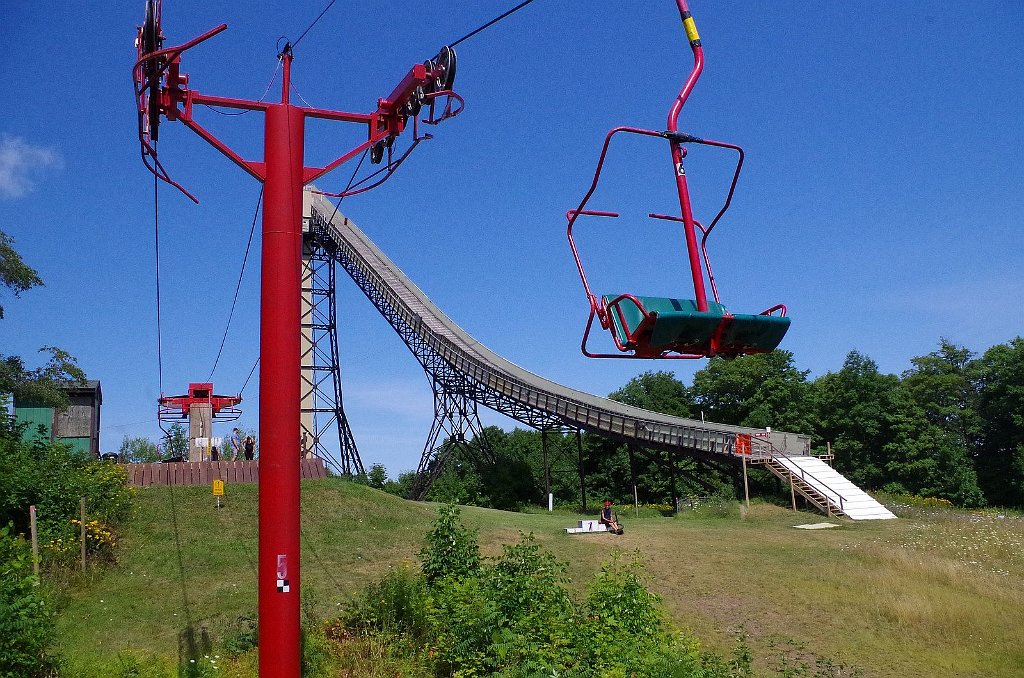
[133,2,461,674]
[158,382,241,460]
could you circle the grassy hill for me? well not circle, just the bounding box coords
[53,478,1024,676]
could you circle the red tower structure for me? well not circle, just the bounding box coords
[133,3,460,674]
[158,382,242,419]
[158,382,241,461]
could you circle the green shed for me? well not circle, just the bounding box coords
[14,380,103,457]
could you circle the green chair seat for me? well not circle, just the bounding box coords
[602,294,790,355]
[718,312,790,354]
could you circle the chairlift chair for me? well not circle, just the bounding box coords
[566,0,790,360]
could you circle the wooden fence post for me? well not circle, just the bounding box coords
[742,455,750,510]
[80,497,86,572]
[29,505,39,576]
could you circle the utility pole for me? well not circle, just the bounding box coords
[133,6,460,674]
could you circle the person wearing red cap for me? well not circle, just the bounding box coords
[599,500,623,535]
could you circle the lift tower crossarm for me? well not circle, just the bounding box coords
[160,73,433,187]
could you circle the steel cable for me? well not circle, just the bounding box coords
[449,0,539,48]
[208,189,263,381]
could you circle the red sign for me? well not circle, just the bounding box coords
[735,434,752,455]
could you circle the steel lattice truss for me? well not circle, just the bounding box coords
[305,216,571,498]
[300,236,364,476]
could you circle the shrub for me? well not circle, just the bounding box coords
[0,417,133,570]
[337,506,750,678]
[221,616,258,656]
[419,504,481,585]
[0,524,56,678]
[345,565,430,641]
[427,534,579,676]
[108,650,175,677]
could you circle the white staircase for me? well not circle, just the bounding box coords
[761,455,896,520]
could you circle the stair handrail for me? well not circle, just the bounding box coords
[762,448,847,515]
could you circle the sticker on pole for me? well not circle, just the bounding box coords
[276,554,290,593]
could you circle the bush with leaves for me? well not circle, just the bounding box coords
[418,504,481,585]
[345,565,431,642]
[0,414,133,568]
[427,534,580,676]
[0,524,56,677]
[341,504,750,678]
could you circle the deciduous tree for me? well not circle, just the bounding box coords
[117,435,161,464]
[0,229,42,320]
[809,350,899,488]
[883,341,984,506]
[608,371,693,418]
[691,351,813,432]
[0,230,84,408]
[973,338,1024,508]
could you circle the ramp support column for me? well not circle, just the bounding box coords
[300,233,363,476]
[411,382,492,500]
[542,430,551,511]
[628,446,639,517]
[576,430,587,512]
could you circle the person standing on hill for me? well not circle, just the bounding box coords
[244,435,256,461]
[228,428,242,461]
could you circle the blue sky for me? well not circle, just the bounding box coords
[2,1,1022,474]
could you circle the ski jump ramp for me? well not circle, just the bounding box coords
[303,191,893,520]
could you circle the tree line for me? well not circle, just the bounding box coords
[364,338,1024,511]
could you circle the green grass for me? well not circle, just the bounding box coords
[52,479,1024,677]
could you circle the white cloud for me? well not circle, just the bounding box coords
[0,134,63,199]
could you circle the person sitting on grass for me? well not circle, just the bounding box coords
[599,500,624,535]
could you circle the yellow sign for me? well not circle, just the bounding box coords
[212,479,225,497]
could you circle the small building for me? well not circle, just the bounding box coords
[14,381,103,457]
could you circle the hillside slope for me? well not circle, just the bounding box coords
[55,479,1024,677]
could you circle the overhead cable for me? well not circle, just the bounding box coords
[208,188,264,381]
[292,0,337,50]
[449,0,539,48]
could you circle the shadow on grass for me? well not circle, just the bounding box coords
[177,623,213,676]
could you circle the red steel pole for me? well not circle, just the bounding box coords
[258,52,303,678]
[668,0,709,312]
[669,143,708,312]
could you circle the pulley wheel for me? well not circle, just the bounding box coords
[370,140,384,164]
[432,45,457,92]
[140,0,164,141]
